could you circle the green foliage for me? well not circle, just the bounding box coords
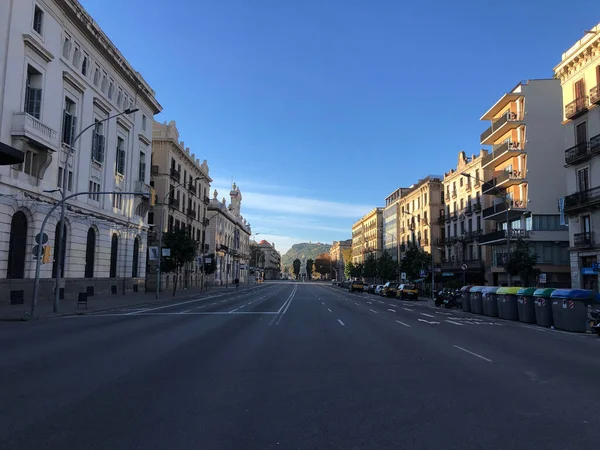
[504,238,539,285]
[344,261,355,279]
[306,259,314,279]
[400,244,431,281]
[352,263,364,278]
[161,229,197,296]
[292,258,301,278]
[363,253,377,279]
[314,253,332,277]
[281,242,332,270]
[377,250,398,282]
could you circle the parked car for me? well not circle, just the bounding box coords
[363,283,370,292]
[381,282,400,297]
[374,285,384,295]
[397,283,419,300]
[349,280,364,293]
[367,284,377,294]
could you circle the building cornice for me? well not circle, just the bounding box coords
[62,70,86,93]
[138,133,151,146]
[554,32,600,83]
[23,33,54,63]
[93,96,112,115]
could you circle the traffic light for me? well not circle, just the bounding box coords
[42,245,52,264]
[150,187,156,206]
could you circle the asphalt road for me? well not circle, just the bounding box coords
[1,281,599,449]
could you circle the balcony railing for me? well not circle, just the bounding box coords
[479,228,530,244]
[591,85,600,105]
[168,197,179,209]
[445,193,451,203]
[591,134,600,155]
[565,96,589,120]
[473,202,482,212]
[170,168,181,182]
[134,181,151,199]
[465,182,472,192]
[445,214,451,223]
[480,111,523,144]
[451,211,458,221]
[573,232,594,248]
[464,205,473,215]
[188,184,196,195]
[11,112,59,150]
[187,208,196,219]
[482,199,527,219]
[451,189,457,199]
[565,142,590,165]
[436,215,446,225]
[474,178,481,187]
[441,259,483,270]
[564,185,600,213]
[203,195,210,204]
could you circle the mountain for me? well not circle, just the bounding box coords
[281,242,332,269]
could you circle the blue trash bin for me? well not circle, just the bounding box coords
[550,289,600,333]
[469,286,485,315]
[482,287,500,318]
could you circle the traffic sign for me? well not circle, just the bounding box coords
[35,233,48,245]
[460,263,468,271]
[419,269,427,277]
[401,272,407,280]
[592,262,600,271]
[539,273,547,284]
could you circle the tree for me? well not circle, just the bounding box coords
[363,253,377,280]
[306,259,314,280]
[314,253,332,278]
[399,243,430,281]
[344,261,355,280]
[504,238,539,286]
[352,263,364,278]
[377,250,397,282]
[161,229,197,296]
[293,258,301,279]
[203,253,216,275]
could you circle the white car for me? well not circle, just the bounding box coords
[374,285,384,295]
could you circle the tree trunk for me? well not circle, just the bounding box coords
[172,269,179,297]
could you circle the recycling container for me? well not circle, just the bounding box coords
[469,286,485,315]
[516,288,537,323]
[550,289,600,333]
[482,287,500,317]
[460,285,472,312]
[533,288,556,327]
[496,287,520,320]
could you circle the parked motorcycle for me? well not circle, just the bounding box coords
[587,307,600,337]
[435,289,460,308]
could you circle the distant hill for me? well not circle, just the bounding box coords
[281,242,332,269]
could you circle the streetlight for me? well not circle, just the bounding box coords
[155,175,203,299]
[461,172,512,287]
[52,108,139,313]
[405,211,436,298]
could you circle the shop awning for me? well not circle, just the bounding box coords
[0,141,24,166]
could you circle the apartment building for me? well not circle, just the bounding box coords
[0,0,161,306]
[254,239,280,281]
[478,79,570,287]
[205,185,252,284]
[148,120,211,290]
[330,239,351,280]
[397,176,444,265]
[383,187,409,262]
[442,151,493,284]
[554,24,600,290]
[351,208,383,264]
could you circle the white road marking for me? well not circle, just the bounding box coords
[274,285,298,326]
[403,308,414,312]
[327,308,332,313]
[420,313,435,318]
[369,309,379,314]
[417,319,440,324]
[388,308,396,312]
[367,301,373,304]
[354,302,360,306]
[124,293,222,315]
[396,320,411,327]
[388,303,396,307]
[453,345,493,362]
[321,301,325,305]
[446,320,464,326]
[435,311,454,316]
[519,324,548,333]
[337,319,345,326]
[229,303,248,313]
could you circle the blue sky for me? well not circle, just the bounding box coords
[81,0,599,254]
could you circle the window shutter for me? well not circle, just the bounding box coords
[118,148,125,174]
[99,135,105,163]
[70,116,77,146]
[91,131,98,160]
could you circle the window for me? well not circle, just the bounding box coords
[117,89,123,108]
[72,47,81,68]
[574,79,585,100]
[142,115,147,131]
[109,234,118,278]
[459,177,463,187]
[93,67,100,86]
[81,56,88,76]
[578,167,590,192]
[84,228,96,278]
[115,137,125,175]
[108,79,114,99]
[138,151,146,181]
[148,212,154,225]
[7,212,28,279]
[113,192,123,210]
[62,36,71,59]
[91,121,105,163]
[33,5,44,35]
[101,72,108,93]
[124,94,129,109]
[476,216,481,232]
[576,121,587,144]
[62,97,77,146]
[57,167,73,191]
[51,220,67,278]
[88,181,100,201]
[132,238,140,278]
[17,149,40,176]
[24,65,42,119]
[475,169,480,182]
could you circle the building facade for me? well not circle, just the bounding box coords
[255,239,281,280]
[352,208,383,264]
[383,187,409,262]
[0,0,161,306]
[555,24,600,290]
[148,120,211,291]
[478,79,570,287]
[205,185,252,285]
[397,176,444,265]
[442,151,493,284]
[330,239,351,280]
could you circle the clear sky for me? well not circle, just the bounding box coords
[81,0,599,254]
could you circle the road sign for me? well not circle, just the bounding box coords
[162,248,170,257]
[35,233,48,245]
[539,273,547,284]
[149,246,158,260]
[593,262,600,271]
[461,263,468,271]
[401,272,407,280]
[419,269,427,277]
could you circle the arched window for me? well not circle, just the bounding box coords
[52,220,67,278]
[132,237,140,278]
[85,228,96,278]
[109,233,118,278]
[7,212,27,278]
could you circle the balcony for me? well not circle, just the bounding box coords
[441,259,484,270]
[11,112,59,150]
[187,208,196,219]
[482,199,528,220]
[565,96,588,120]
[564,186,600,214]
[168,197,179,209]
[591,86,600,105]
[451,211,458,221]
[203,195,210,204]
[134,180,151,199]
[170,168,181,182]
[436,215,446,225]
[451,189,457,199]
[590,134,600,155]
[573,232,594,248]
[473,202,482,213]
[188,184,196,196]
[482,140,525,169]
[482,169,526,194]
[437,237,447,246]
[474,178,481,187]
[479,228,530,245]
[480,111,524,145]
[565,142,590,165]
[445,193,451,203]
[445,214,451,223]
[464,205,473,216]
[465,182,472,192]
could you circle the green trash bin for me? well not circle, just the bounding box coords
[497,287,520,320]
[550,289,600,333]
[461,285,473,312]
[469,286,485,315]
[482,287,500,317]
[533,288,556,327]
[516,288,537,324]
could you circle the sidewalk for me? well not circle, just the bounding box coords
[0,283,258,321]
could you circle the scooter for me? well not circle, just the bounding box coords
[587,307,600,337]
[442,290,460,309]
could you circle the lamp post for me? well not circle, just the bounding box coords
[461,172,511,287]
[155,175,202,299]
[52,108,139,313]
